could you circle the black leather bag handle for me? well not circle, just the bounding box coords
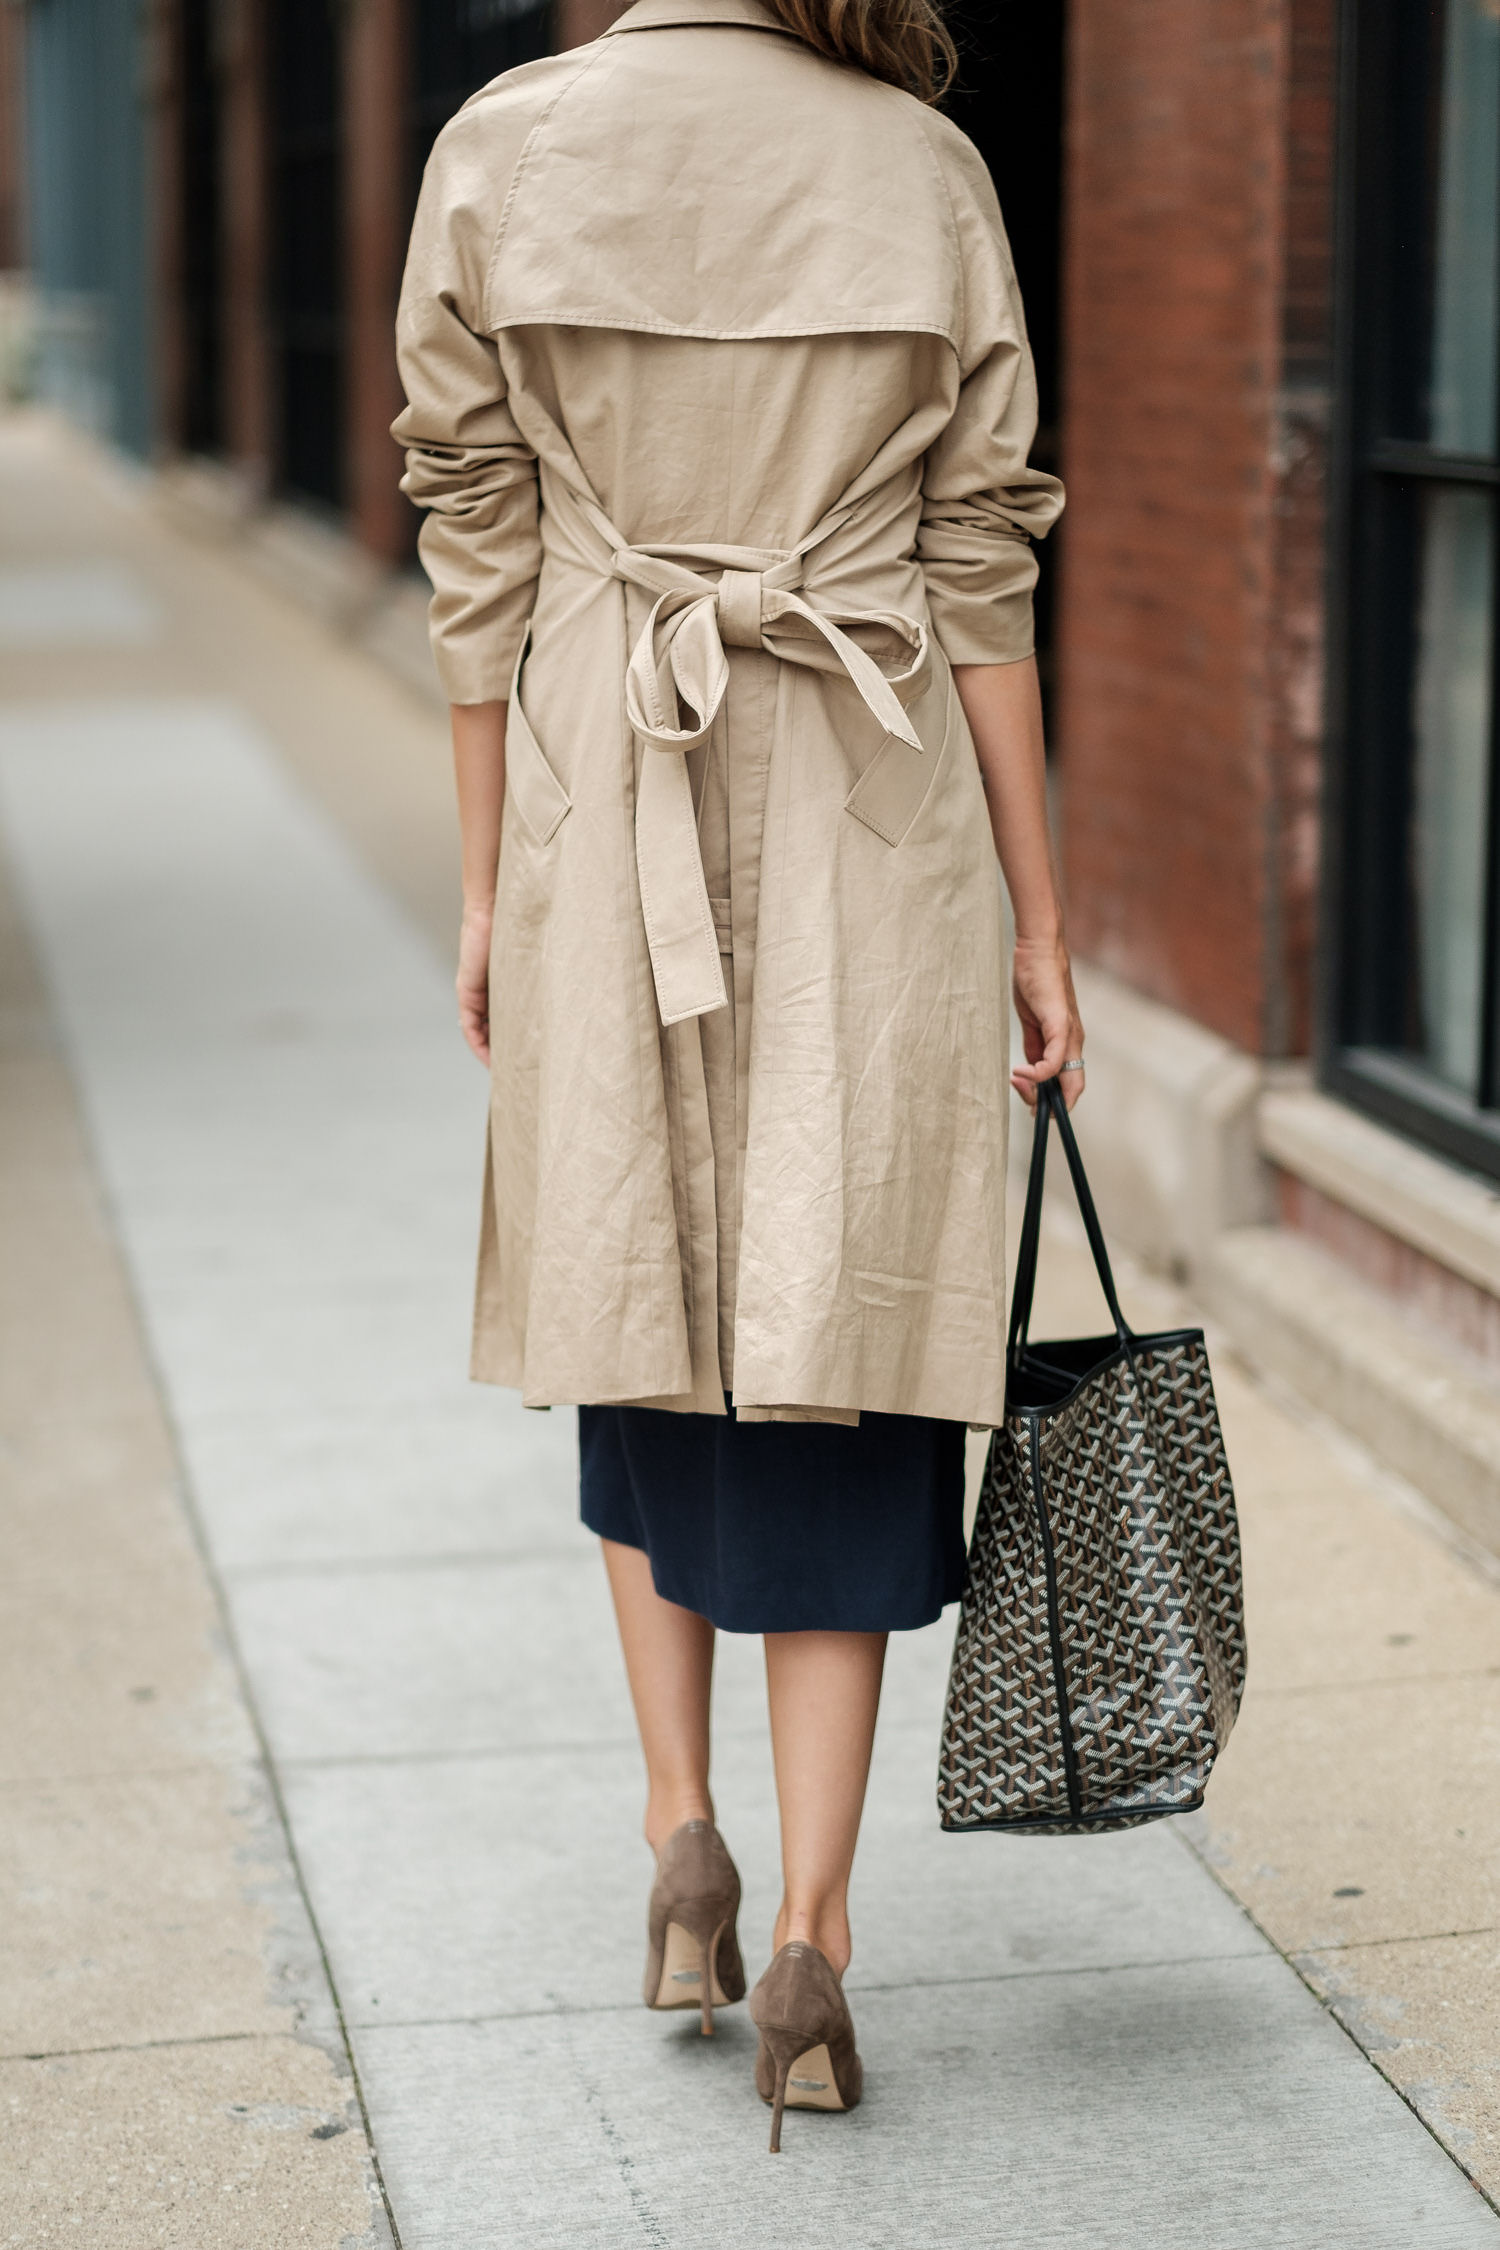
[1007,1078,1131,1367]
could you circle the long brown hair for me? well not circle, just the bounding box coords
[766,0,957,104]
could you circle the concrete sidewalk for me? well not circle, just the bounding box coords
[3,410,1499,2246]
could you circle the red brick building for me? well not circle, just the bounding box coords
[1054,0,1500,1560]
[15,0,1500,1548]
[1061,0,1333,1064]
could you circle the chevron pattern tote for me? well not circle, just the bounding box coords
[939,1083,1246,1835]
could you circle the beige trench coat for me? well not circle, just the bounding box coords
[394,0,1064,1425]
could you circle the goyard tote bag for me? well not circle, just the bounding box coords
[938,1079,1247,1834]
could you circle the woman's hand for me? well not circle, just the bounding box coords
[449,700,508,1068]
[1011,934,1085,1111]
[949,661,1085,1114]
[457,899,494,1066]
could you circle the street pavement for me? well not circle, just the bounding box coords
[3,411,1499,2246]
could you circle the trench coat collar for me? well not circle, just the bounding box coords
[603,0,793,39]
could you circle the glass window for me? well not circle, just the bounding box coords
[1411,487,1493,1093]
[1429,0,1499,454]
[1328,0,1500,1176]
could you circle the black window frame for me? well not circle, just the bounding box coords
[1322,0,1500,1180]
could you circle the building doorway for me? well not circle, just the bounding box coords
[176,0,223,456]
[411,0,552,187]
[943,2,1066,697]
[267,0,345,511]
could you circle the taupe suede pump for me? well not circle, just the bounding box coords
[749,1941,863,2152]
[643,1819,747,2037]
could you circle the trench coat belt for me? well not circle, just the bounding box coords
[570,490,930,1028]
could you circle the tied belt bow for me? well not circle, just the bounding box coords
[569,491,930,1027]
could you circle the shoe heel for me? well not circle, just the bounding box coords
[685,1920,719,2037]
[757,2026,804,2153]
[697,1920,728,2038]
[656,1911,730,2033]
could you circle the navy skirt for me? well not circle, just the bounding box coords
[578,1403,967,1634]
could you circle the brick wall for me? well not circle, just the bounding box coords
[1058,0,1336,1058]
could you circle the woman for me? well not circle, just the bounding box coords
[394,0,1082,2151]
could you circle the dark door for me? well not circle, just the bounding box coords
[268,0,344,511]
[943,2,1067,699]
[411,0,553,191]
[178,0,223,455]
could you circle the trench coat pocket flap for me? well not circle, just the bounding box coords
[506,688,572,847]
[845,731,937,847]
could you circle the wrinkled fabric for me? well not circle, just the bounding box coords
[394,0,1064,1424]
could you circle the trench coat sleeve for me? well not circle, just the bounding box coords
[392,109,541,706]
[917,342,1063,666]
[915,127,1065,668]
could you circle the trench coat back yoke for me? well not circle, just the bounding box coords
[394,0,1065,1426]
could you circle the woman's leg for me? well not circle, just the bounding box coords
[601,1538,716,1853]
[764,1630,887,1976]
